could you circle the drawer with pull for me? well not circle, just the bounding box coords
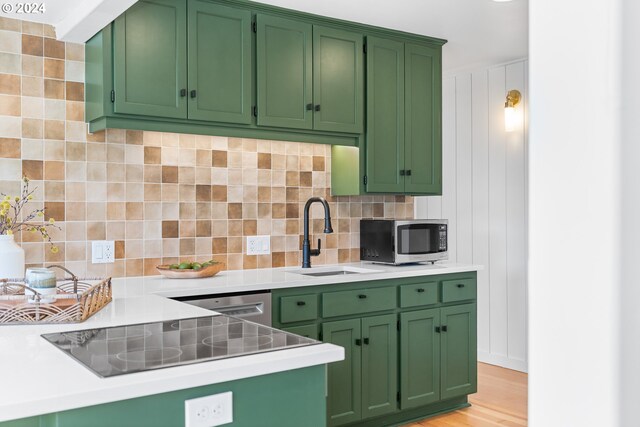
[399,282,438,308]
[280,294,318,324]
[322,286,396,318]
[441,278,476,303]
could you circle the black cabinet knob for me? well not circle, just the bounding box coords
[355,338,362,346]
[314,104,321,112]
[190,90,197,98]
[400,170,406,176]
[435,326,441,333]
[441,325,448,332]
[457,284,465,288]
[416,288,425,293]
[180,89,186,97]
[358,294,367,299]
[406,170,412,176]
[296,301,306,306]
[363,338,370,345]
[306,103,314,111]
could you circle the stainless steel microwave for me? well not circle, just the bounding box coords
[360,219,448,265]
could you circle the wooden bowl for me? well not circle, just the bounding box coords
[156,263,225,279]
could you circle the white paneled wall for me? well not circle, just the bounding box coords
[415,59,528,372]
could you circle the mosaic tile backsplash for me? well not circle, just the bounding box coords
[0,17,414,277]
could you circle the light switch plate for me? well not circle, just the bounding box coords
[185,392,233,427]
[246,235,270,255]
[91,241,114,264]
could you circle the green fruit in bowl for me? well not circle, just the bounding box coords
[191,263,202,270]
[169,264,180,269]
[178,262,191,270]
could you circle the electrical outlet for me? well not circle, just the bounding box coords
[91,240,114,264]
[246,235,270,255]
[185,392,233,427]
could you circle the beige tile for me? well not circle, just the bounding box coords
[0,52,21,74]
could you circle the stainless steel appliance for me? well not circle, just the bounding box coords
[172,290,272,326]
[42,315,316,377]
[360,219,448,265]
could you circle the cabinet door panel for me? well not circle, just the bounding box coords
[187,1,251,124]
[404,43,442,194]
[256,15,313,129]
[113,0,187,118]
[313,26,363,133]
[361,314,398,419]
[281,324,318,340]
[400,308,440,409]
[365,37,405,193]
[441,303,477,399]
[323,318,362,426]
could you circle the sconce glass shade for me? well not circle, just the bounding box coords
[504,105,517,132]
[504,89,522,132]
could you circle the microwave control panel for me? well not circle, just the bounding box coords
[439,225,448,250]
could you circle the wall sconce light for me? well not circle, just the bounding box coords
[504,89,521,132]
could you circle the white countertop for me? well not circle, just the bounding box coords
[0,261,479,422]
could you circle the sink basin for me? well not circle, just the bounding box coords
[287,266,378,277]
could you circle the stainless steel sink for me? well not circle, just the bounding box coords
[287,266,378,277]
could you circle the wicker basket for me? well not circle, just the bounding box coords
[0,265,112,325]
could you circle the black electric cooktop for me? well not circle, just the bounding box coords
[42,315,318,378]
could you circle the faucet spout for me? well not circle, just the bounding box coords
[302,197,333,268]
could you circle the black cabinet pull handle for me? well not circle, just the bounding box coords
[190,90,197,98]
[441,325,448,332]
[306,103,314,111]
[358,294,367,299]
[457,284,465,288]
[296,301,306,306]
[180,89,186,97]
[400,170,406,176]
[435,326,441,333]
[406,170,412,176]
[355,338,362,346]
[416,288,425,293]
[363,338,370,345]
[314,104,321,112]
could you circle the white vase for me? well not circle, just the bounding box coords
[0,234,25,280]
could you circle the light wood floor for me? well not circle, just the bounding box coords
[402,363,528,427]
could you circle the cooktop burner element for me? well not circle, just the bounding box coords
[42,315,318,378]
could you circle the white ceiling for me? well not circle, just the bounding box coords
[2,0,528,73]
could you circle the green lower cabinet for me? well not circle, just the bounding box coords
[0,366,326,427]
[281,323,319,340]
[400,308,440,409]
[361,314,398,419]
[324,318,362,426]
[440,303,477,400]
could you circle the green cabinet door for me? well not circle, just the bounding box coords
[113,0,187,118]
[312,26,363,133]
[404,43,442,194]
[400,308,440,409]
[440,303,477,400]
[256,15,313,130]
[323,318,362,426]
[361,314,398,419]
[187,1,252,124]
[365,37,405,193]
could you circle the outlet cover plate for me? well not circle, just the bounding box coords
[91,240,114,264]
[185,392,233,427]
[246,235,270,255]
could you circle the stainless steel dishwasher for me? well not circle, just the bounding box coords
[172,290,272,326]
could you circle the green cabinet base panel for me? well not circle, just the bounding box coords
[0,365,326,427]
[344,396,469,427]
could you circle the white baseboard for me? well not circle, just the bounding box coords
[478,350,528,373]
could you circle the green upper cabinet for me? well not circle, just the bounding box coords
[257,16,363,133]
[256,14,313,130]
[332,37,443,195]
[440,303,477,400]
[400,308,441,409]
[187,1,252,124]
[313,26,363,133]
[113,0,187,118]
[365,37,405,193]
[404,43,442,194]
